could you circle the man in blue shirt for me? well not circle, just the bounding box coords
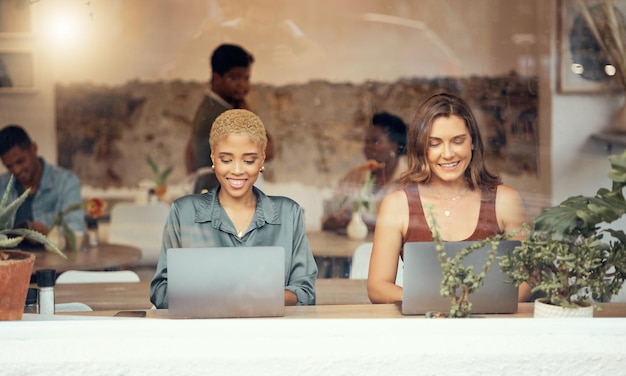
[0,124,85,240]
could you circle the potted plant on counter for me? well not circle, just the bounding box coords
[501,150,626,317]
[0,176,65,321]
[427,209,513,318]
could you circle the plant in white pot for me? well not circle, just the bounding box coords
[0,175,65,321]
[501,150,626,317]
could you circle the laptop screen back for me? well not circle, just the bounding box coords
[401,240,520,315]
[167,246,285,318]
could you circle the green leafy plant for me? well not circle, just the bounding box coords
[47,197,106,252]
[341,159,384,213]
[49,202,83,253]
[0,175,66,259]
[501,150,626,308]
[427,207,511,318]
[147,155,173,187]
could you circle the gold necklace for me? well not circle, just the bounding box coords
[437,188,469,217]
[236,207,255,237]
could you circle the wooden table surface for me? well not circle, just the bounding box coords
[307,231,373,258]
[31,243,142,273]
[50,278,371,311]
[307,231,374,278]
[60,302,626,319]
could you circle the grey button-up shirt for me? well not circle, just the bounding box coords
[150,187,317,308]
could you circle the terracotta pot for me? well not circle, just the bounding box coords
[533,298,593,318]
[0,250,35,321]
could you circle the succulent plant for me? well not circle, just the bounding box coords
[0,175,66,259]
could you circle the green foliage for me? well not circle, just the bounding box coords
[428,206,512,318]
[0,175,66,259]
[501,150,626,308]
[345,169,375,213]
[49,202,84,253]
[147,155,173,186]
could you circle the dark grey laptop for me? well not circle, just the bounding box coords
[401,240,520,315]
[167,246,285,318]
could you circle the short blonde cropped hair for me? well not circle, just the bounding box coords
[209,109,268,152]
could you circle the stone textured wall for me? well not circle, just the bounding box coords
[56,73,538,190]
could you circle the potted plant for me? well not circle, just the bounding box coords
[427,209,512,318]
[47,197,107,251]
[500,150,626,317]
[147,155,173,201]
[345,159,383,240]
[0,175,65,321]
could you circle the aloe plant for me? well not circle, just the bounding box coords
[0,175,66,259]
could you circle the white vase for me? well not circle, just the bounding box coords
[346,211,368,240]
[45,226,66,253]
[533,298,593,318]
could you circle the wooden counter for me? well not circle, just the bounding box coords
[58,302,626,319]
[49,278,370,311]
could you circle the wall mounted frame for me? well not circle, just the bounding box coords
[0,49,36,93]
[0,0,33,36]
[558,0,626,93]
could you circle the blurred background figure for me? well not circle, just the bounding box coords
[322,112,408,232]
[0,124,85,241]
[185,43,274,194]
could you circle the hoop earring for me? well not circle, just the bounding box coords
[260,166,265,173]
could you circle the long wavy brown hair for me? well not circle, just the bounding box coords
[400,92,501,197]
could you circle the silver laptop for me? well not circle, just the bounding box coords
[401,241,520,315]
[167,246,285,318]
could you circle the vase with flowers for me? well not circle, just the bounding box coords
[84,198,107,247]
[345,159,384,240]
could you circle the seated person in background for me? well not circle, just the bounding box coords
[322,112,408,232]
[367,93,530,304]
[151,109,317,308]
[0,124,85,241]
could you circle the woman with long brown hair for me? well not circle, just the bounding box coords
[367,93,529,304]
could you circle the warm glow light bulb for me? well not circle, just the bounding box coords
[43,0,91,50]
[605,64,617,76]
[49,13,79,44]
[571,63,584,75]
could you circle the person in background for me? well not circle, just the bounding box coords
[151,109,317,308]
[0,124,85,240]
[185,43,274,194]
[322,112,408,232]
[367,93,530,304]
